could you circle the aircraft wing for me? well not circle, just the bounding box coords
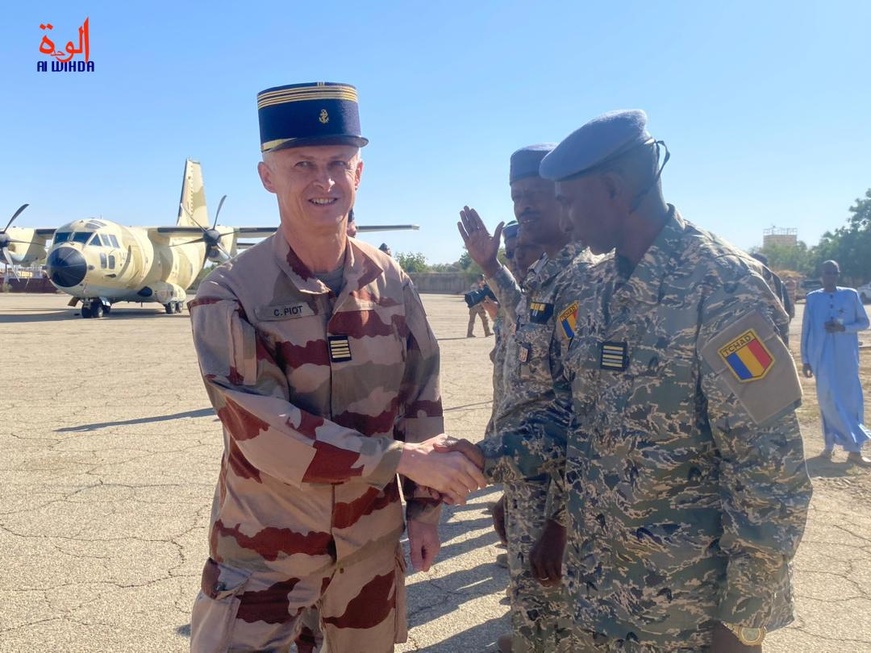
[34,228,56,237]
[357,224,420,233]
[153,226,277,238]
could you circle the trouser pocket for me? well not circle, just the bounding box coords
[190,558,252,652]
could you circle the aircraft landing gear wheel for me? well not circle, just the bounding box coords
[81,305,92,319]
[164,303,174,314]
[91,303,104,319]
[175,301,184,313]
[103,304,111,315]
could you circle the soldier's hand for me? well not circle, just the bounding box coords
[491,494,507,545]
[529,519,566,587]
[802,363,813,378]
[710,622,762,653]
[407,519,440,572]
[457,206,504,278]
[432,435,486,471]
[398,436,487,505]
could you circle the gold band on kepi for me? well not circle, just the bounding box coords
[257,82,369,152]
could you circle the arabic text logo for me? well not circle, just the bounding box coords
[37,18,94,72]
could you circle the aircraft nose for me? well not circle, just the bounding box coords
[46,246,87,287]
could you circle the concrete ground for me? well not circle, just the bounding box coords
[0,293,869,652]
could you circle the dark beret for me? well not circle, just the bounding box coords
[509,144,556,184]
[503,221,520,241]
[258,82,368,152]
[540,110,652,182]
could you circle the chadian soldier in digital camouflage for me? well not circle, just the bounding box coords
[187,81,486,652]
[457,144,598,653]
[534,110,813,651]
[443,110,813,652]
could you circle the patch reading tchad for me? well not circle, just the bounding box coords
[717,328,774,382]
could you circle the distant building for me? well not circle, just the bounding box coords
[763,226,798,248]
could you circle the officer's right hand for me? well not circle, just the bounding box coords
[457,206,503,278]
[802,363,813,378]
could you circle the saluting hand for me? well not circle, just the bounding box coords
[457,206,504,278]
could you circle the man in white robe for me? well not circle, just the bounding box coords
[801,259,871,466]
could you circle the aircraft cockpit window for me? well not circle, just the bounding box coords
[108,234,120,248]
[54,231,72,243]
[72,232,90,244]
[98,234,112,247]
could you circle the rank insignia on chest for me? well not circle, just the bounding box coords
[328,336,352,362]
[599,341,628,371]
[529,301,554,324]
[717,328,773,382]
[518,344,531,363]
[558,301,578,340]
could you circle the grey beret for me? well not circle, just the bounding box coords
[509,143,557,184]
[540,110,652,182]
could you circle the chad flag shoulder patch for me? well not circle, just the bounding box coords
[558,301,579,339]
[717,328,774,382]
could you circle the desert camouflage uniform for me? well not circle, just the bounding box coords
[188,234,443,653]
[546,208,812,650]
[480,242,595,653]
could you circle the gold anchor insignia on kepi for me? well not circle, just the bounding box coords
[319,109,329,124]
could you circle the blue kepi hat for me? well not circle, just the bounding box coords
[257,82,369,152]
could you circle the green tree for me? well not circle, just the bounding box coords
[394,251,430,273]
[805,190,871,284]
[757,241,815,276]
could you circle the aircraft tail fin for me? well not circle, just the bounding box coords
[177,159,209,228]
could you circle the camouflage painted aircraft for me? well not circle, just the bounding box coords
[5,159,419,318]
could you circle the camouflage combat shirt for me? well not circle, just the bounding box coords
[189,234,443,575]
[481,242,594,490]
[553,208,812,643]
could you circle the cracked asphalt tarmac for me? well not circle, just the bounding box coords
[1,294,868,652]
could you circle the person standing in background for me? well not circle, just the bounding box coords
[801,259,871,466]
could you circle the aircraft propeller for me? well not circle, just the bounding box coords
[170,194,233,263]
[0,203,31,280]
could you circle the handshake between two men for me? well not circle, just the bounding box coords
[397,434,486,506]
[396,434,566,587]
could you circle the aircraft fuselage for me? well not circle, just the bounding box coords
[44,218,210,311]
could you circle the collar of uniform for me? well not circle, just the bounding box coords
[610,205,684,306]
[526,241,585,292]
[272,233,385,295]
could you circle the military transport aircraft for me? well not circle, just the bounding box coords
[34,159,276,318]
[6,159,419,318]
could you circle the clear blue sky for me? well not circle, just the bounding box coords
[2,1,869,264]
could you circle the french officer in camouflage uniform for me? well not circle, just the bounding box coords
[457,145,596,653]
[535,110,812,652]
[188,82,485,653]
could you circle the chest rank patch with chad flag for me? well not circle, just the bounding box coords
[718,328,774,382]
[558,301,578,339]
